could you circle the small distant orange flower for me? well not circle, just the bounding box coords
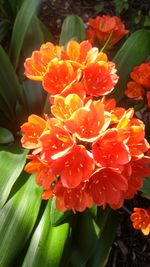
[130,207,150,235]
[130,63,150,89]
[125,81,144,100]
[87,15,128,48]
[24,42,64,80]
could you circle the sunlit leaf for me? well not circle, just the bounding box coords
[0,174,42,267]
[0,142,28,207]
[9,0,42,69]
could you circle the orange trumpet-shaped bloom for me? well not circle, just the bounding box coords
[92,128,130,169]
[83,62,118,96]
[39,119,74,161]
[48,145,94,189]
[51,93,83,121]
[24,42,64,80]
[130,207,150,235]
[21,114,46,151]
[53,180,93,212]
[65,100,110,142]
[24,156,55,191]
[42,60,80,95]
[130,63,150,89]
[62,40,108,67]
[123,156,150,199]
[127,118,150,159]
[125,81,144,100]
[87,15,128,48]
[88,167,128,209]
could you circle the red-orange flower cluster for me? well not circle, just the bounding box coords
[86,15,128,49]
[125,62,150,108]
[130,207,150,235]
[21,40,150,213]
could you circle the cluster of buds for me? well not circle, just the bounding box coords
[21,40,150,213]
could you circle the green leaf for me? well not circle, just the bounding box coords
[23,199,70,267]
[59,15,86,46]
[87,210,119,267]
[70,211,100,267]
[0,174,42,267]
[9,0,42,69]
[50,196,71,226]
[110,30,150,101]
[23,80,46,116]
[22,201,51,267]
[0,45,25,119]
[0,142,28,207]
[140,176,150,196]
[0,127,14,144]
[0,20,10,43]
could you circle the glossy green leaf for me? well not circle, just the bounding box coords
[9,0,42,69]
[70,211,100,267]
[87,210,119,267]
[0,45,25,118]
[0,142,28,208]
[140,176,150,196]
[23,200,70,267]
[0,174,42,267]
[22,201,51,267]
[59,15,86,46]
[50,196,71,226]
[111,30,150,101]
[45,221,70,267]
[0,127,14,144]
[23,80,45,116]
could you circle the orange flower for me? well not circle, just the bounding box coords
[53,180,93,212]
[42,60,80,95]
[21,114,46,151]
[24,42,64,80]
[51,93,83,121]
[87,15,128,48]
[65,100,110,142]
[39,118,74,161]
[125,81,144,100]
[88,167,128,209]
[130,63,150,89]
[123,157,150,199]
[62,40,108,67]
[130,207,150,235]
[83,62,118,96]
[49,145,94,189]
[24,156,55,191]
[127,118,150,159]
[92,128,130,169]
